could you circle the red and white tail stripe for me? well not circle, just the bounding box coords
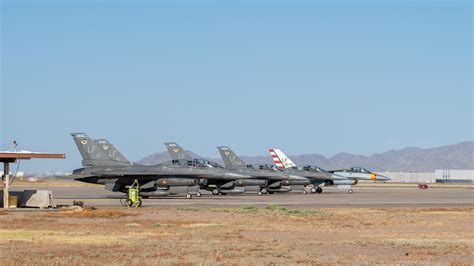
[269,149,285,169]
[269,148,297,169]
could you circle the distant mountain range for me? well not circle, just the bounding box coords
[138,141,474,172]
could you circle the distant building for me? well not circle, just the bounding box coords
[379,170,474,183]
[0,171,24,178]
[435,170,474,184]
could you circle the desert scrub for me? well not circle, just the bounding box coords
[204,205,332,217]
[264,204,331,216]
[176,207,200,212]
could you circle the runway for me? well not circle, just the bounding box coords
[11,184,474,208]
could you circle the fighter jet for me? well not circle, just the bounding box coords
[165,142,262,195]
[71,133,251,200]
[329,167,391,182]
[217,146,310,195]
[92,138,205,198]
[269,148,354,194]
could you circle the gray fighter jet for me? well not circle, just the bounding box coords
[269,148,353,194]
[217,146,310,195]
[92,138,205,197]
[165,142,266,195]
[71,133,251,199]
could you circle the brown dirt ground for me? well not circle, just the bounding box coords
[0,206,472,265]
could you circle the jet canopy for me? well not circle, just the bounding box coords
[302,165,326,172]
[171,159,224,168]
[350,167,372,173]
[288,165,326,172]
[244,164,274,170]
[335,167,373,173]
[258,164,279,171]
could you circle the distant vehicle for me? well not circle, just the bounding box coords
[165,142,261,195]
[71,133,251,200]
[329,167,391,182]
[269,148,354,194]
[217,146,310,195]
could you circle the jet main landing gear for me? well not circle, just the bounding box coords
[257,188,267,196]
[211,188,228,196]
[309,186,323,194]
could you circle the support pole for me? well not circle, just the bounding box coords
[3,162,9,209]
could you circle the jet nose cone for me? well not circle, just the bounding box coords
[73,175,98,184]
[224,172,252,179]
[376,174,391,181]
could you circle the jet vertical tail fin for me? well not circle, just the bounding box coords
[94,139,131,166]
[269,148,297,169]
[217,146,247,169]
[71,133,131,167]
[71,133,104,166]
[165,142,192,160]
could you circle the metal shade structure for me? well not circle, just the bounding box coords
[0,151,66,209]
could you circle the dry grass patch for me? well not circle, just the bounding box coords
[417,208,474,215]
[46,206,138,219]
[0,207,472,264]
[205,204,333,217]
[0,229,122,246]
[388,238,474,249]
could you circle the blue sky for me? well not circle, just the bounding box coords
[1,0,472,172]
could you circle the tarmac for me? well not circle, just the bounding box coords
[10,183,474,208]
